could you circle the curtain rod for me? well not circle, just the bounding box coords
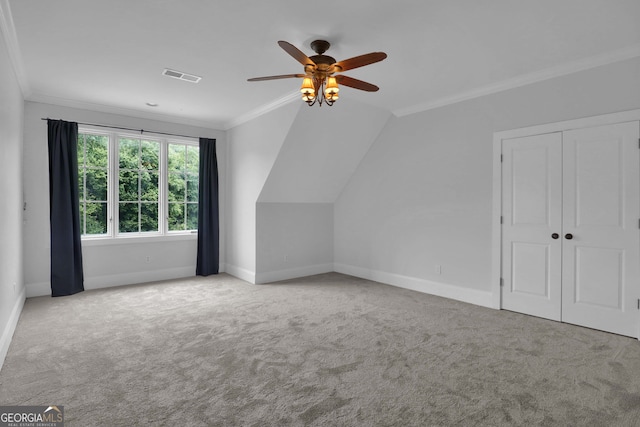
[41,118,203,140]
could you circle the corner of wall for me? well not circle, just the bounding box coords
[255,263,334,284]
[224,264,256,284]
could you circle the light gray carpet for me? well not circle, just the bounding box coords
[1,272,639,426]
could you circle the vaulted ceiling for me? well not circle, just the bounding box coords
[2,0,639,129]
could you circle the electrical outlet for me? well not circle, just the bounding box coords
[145,256,152,263]
[435,265,442,275]
[284,254,289,263]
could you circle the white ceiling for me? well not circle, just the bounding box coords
[2,0,640,130]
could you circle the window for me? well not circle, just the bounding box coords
[118,138,160,233]
[78,133,109,235]
[167,143,200,231]
[77,129,199,239]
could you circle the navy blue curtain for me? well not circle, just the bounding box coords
[196,138,219,276]
[48,119,84,296]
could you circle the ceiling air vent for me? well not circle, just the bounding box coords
[162,68,202,83]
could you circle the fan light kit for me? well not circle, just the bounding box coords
[248,40,387,107]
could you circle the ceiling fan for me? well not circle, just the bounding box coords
[247,40,387,107]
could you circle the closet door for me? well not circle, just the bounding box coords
[561,121,640,337]
[501,132,563,321]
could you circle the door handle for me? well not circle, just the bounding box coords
[551,233,559,239]
[565,233,573,240]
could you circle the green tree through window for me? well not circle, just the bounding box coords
[78,133,109,235]
[167,143,199,231]
[77,130,199,238]
[118,138,159,233]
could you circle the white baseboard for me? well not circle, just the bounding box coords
[24,262,493,309]
[255,263,334,284]
[85,266,196,290]
[334,263,494,308]
[26,266,198,297]
[224,264,256,284]
[0,287,26,372]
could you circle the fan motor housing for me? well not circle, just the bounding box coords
[310,39,331,55]
[309,40,336,71]
[310,54,336,67]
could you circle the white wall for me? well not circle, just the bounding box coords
[225,101,300,282]
[259,99,390,203]
[253,100,388,283]
[335,57,640,307]
[0,28,25,369]
[256,203,333,283]
[22,102,226,297]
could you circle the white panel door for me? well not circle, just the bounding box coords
[501,133,563,321]
[561,121,640,337]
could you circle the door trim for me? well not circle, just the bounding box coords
[491,109,640,339]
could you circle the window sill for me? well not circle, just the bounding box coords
[81,233,197,247]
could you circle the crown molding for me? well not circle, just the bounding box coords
[225,91,299,130]
[5,0,638,131]
[0,0,31,97]
[27,92,227,131]
[28,89,302,133]
[393,43,640,118]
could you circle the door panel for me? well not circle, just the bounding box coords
[502,133,562,321]
[511,242,550,297]
[511,146,553,225]
[573,135,624,227]
[574,246,623,309]
[561,121,640,337]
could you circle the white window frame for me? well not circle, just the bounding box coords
[78,125,199,244]
[78,128,112,238]
[165,139,201,235]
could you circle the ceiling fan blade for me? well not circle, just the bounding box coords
[278,41,316,66]
[335,75,379,92]
[334,52,387,72]
[247,74,306,82]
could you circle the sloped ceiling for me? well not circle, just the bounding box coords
[258,99,390,203]
[2,0,640,129]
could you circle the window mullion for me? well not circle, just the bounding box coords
[111,132,118,237]
[137,140,142,234]
[183,147,188,230]
[160,142,167,235]
[81,133,86,235]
